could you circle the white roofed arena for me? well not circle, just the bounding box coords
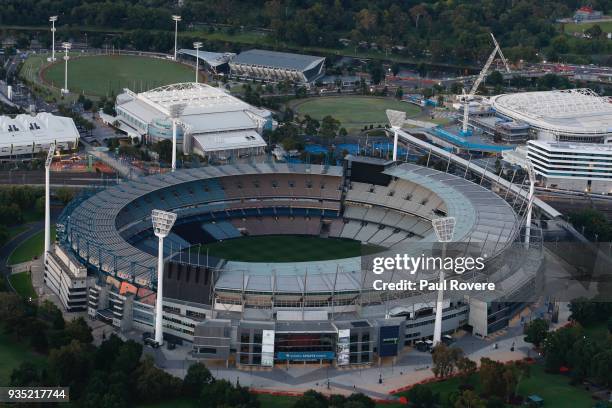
[491,89,612,144]
[115,82,275,160]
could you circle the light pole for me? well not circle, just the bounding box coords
[386,109,406,162]
[49,16,58,62]
[169,104,186,172]
[431,216,456,346]
[172,15,182,61]
[44,143,56,267]
[524,160,535,249]
[61,42,71,94]
[151,209,177,345]
[193,41,202,83]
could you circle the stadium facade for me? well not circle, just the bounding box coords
[229,49,325,84]
[50,158,542,367]
[177,49,235,75]
[115,82,275,160]
[0,112,79,159]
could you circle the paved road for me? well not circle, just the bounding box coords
[0,170,116,187]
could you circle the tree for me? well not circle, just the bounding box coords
[395,86,404,100]
[585,24,603,39]
[48,340,94,399]
[134,356,181,403]
[479,358,506,399]
[55,187,75,206]
[543,325,583,372]
[454,389,485,408]
[391,63,400,76]
[183,363,214,398]
[10,361,42,387]
[523,318,549,348]
[319,115,341,138]
[406,384,439,408]
[153,139,172,163]
[65,317,94,344]
[456,357,477,381]
[432,344,463,378]
[487,71,504,87]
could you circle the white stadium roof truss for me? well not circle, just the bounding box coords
[137,82,246,116]
[497,89,612,119]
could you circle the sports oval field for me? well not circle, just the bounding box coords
[42,54,195,97]
[292,96,421,131]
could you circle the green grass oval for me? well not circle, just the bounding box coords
[42,54,195,97]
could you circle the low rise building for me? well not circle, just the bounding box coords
[230,49,325,84]
[44,245,90,311]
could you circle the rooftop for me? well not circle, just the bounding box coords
[491,89,612,135]
[177,49,235,67]
[232,49,325,72]
[0,112,79,149]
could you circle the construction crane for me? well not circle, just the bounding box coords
[460,33,510,136]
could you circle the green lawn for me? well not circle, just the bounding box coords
[8,272,37,299]
[291,96,421,131]
[7,225,28,242]
[42,55,196,97]
[192,235,381,263]
[562,20,612,33]
[397,365,598,408]
[0,330,47,386]
[7,227,55,265]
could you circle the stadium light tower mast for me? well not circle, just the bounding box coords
[524,160,536,249]
[431,216,456,346]
[151,209,177,345]
[172,15,182,60]
[61,42,71,94]
[44,142,56,266]
[169,104,186,172]
[386,109,406,161]
[193,41,203,83]
[49,16,58,62]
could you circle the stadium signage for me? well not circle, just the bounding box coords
[277,351,335,361]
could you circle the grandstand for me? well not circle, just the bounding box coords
[56,158,540,366]
[229,49,325,84]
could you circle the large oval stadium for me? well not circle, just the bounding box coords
[56,158,540,366]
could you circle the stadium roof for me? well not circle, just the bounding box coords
[232,49,325,72]
[192,130,266,152]
[177,49,235,67]
[491,89,612,135]
[0,112,79,152]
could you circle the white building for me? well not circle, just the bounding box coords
[115,82,274,160]
[527,140,612,194]
[0,112,80,158]
[491,89,612,144]
[44,245,90,312]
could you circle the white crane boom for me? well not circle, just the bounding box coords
[461,33,509,135]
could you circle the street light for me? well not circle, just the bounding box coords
[44,142,56,266]
[431,216,456,346]
[386,109,406,162]
[151,209,177,345]
[61,42,71,94]
[172,15,182,61]
[49,16,58,62]
[193,42,202,83]
[169,104,186,172]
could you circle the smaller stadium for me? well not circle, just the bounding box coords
[54,155,542,367]
[491,88,612,144]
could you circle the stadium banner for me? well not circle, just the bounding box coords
[277,351,335,361]
[261,330,275,367]
[337,329,350,366]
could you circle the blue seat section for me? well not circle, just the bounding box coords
[202,221,241,240]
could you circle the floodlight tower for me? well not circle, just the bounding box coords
[386,109,406,161]
[172,15,182,60]
[431,216,456,346]
[44,143,56,266]
[61,42,71,94]
[524,160,536,249]
[193,41,203,83]
[169,104,186,172]
[151,209,178,345]
[49,16,58,62]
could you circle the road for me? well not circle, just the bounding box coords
[0,170,116,187]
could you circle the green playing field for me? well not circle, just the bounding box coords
[41,54,196,97]
[291,96,421,131]
[191,235,381,262]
